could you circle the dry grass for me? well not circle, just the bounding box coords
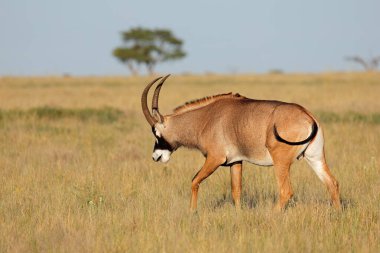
[0,72,379,252]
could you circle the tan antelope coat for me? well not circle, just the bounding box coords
[142,75,341,211]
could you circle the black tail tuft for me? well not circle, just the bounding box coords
[274,121,318,145]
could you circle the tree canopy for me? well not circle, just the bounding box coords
[113,27,186,75]
[345,55,380,71]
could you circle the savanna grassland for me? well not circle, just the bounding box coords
[0,73,379,252]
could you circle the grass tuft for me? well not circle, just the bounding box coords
[0,106,125,124]
[316,111,380,124]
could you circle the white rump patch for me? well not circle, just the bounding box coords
[304,126,329,183]
[306,159,328,182]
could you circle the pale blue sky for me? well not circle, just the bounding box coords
[0,0,379,75]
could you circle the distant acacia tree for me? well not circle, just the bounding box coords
[345,55,380,71]
[113,27,186,75]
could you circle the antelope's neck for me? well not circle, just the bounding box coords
[163,113,205,152]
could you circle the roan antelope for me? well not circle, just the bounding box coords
[141,75,341,211]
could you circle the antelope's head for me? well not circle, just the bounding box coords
[141,75,174,163]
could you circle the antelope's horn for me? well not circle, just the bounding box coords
[141,76,162,126]
[152,74,171,122]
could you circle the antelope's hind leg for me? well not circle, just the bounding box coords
[304,130,341,209]
[273,161,294,211]
[305,153,341,209]
[267,144,295,211]
[230,162,242,209]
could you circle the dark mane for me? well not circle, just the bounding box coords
[173,93,246,114]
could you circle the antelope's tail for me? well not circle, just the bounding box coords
[273,121,318,145]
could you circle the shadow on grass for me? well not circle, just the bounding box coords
[210,193,230,210]
[299,196,355,211]
[210,191,277,210]
[340,197,356,210]
[210,191,355,211]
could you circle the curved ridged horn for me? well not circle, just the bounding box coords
[141,76,162,126]
[152,74,171,122]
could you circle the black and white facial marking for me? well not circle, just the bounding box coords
[152,126,173,163]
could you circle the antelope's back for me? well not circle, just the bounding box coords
[199,98,281,150]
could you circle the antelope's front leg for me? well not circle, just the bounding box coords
[230,162,242,209]
[190,156,224,211]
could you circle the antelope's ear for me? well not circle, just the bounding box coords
[152,109,164,123]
